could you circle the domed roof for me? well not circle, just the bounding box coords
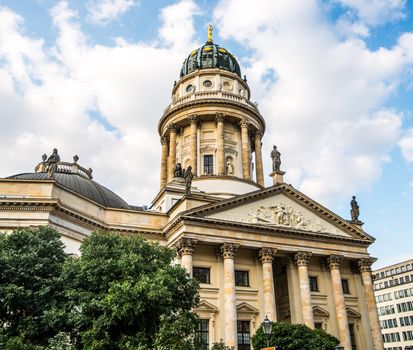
[180,26,241,78]
[7,150,131,210]
[8,172,131,210]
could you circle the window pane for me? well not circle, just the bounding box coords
[204,155,214,175]
[235,270,249,287]
[193,267,210,284]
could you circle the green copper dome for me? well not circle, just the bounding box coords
[180,42,241,78]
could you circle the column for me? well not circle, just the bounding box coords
[254,131,264,186]
[221,243,239,349]
[177,238,196,276]
[358,258,384,350]
[189,115,198,176]
[216,113,225,175]
[167,123,177,182]
[240,119,251,180]
[294,251,314,328]
[259,248,277,322]
[160,136,168,188]
[283,256,302,323]
[327,255,351,350]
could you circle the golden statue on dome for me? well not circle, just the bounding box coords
[208,24,213,43]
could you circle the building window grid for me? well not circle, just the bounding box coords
[342,279,350,295]
[193,267,211,284]
[194,319,209,350]
[399,315,413,326]
[396,301,413,313]
[235,270,249,287]
[382,332,401,343]
[203,155,214,175]
[309,276,319,292]
[402,330,413,341]
[394,287,413,300]
[374,263,413,282]
[237,320,251,350]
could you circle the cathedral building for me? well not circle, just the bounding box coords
[0,29,383,350]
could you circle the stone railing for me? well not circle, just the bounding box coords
[164,90,258,113]
[35,161,93,179]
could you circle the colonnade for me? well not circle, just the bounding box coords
[175,239,384,350]
[159,114,265,188]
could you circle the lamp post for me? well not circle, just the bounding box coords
[262,315,273,348]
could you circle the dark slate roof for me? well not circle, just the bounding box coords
[180,42,241,78]
[8,172,131,210]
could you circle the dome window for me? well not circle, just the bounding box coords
[203,80,213,88]
[186,84,195,93]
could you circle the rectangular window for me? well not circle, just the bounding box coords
[349,324,357,350]
[314,322,323,329]
[309,276,319,292]
[195,319,209,350]
[235,270,249,287]
[342,279,350,294]
[237,320,251,350]
[203,155,214,175]
[193,267,210,284]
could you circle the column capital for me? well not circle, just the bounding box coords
[161,136,168,145]
[259,247,277,263]
[254,130,263,139]
[220,242,239,259]
[215,113,225,123]
[239,119,249,128]
[294,251,312,266]
[188,114,198,124]
[176,238,197,256]
[282,255,295,269]
[326,255,344,270]
[358,257,377,273]
[168,123,177,133]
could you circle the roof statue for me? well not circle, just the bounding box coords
[46,148,60,178]
[350,196,360,222]
[208,24,213,43]
[184,165,193,195]
[173,163,184,178]
[271,145,281,172]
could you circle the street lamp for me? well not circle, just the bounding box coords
[262,316,272,347]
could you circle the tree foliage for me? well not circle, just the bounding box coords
[0,227,67,348]
[252,322,339,350]
[0,228,200,349]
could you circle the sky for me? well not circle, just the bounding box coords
[0,0,412,269]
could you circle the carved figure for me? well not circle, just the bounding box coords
[173,163,184,178]
[226,160,234,175]
[271,145,281,172]
[208,24,213,42]
[350,196,360,221]
[184,165,193,195]
[45,148,60,178]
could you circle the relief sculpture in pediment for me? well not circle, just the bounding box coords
[247,202,330,233]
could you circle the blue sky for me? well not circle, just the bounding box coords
[0,0,412,268]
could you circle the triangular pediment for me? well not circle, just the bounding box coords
[313,305,330,317]
[346,307,361,319]
[182,184,372,242]
[236,302,259,314]
[194,300,218,312]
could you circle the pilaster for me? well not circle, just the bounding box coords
[239,119,251,180]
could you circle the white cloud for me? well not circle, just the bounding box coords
[86,0,136,25]
[399,129,413,162]
[158,0,201,50]
[337,0,406,26]
[214,0,412,204]
[0,0,199,205]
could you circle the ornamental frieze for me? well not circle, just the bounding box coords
[244,201,331,234]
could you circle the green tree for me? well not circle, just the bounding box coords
[0,227,67,348]
[252,322,339,350]
[63,231,199,349]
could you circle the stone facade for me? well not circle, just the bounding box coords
[0,35,384,350]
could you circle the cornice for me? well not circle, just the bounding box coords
[159,98,265,136]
